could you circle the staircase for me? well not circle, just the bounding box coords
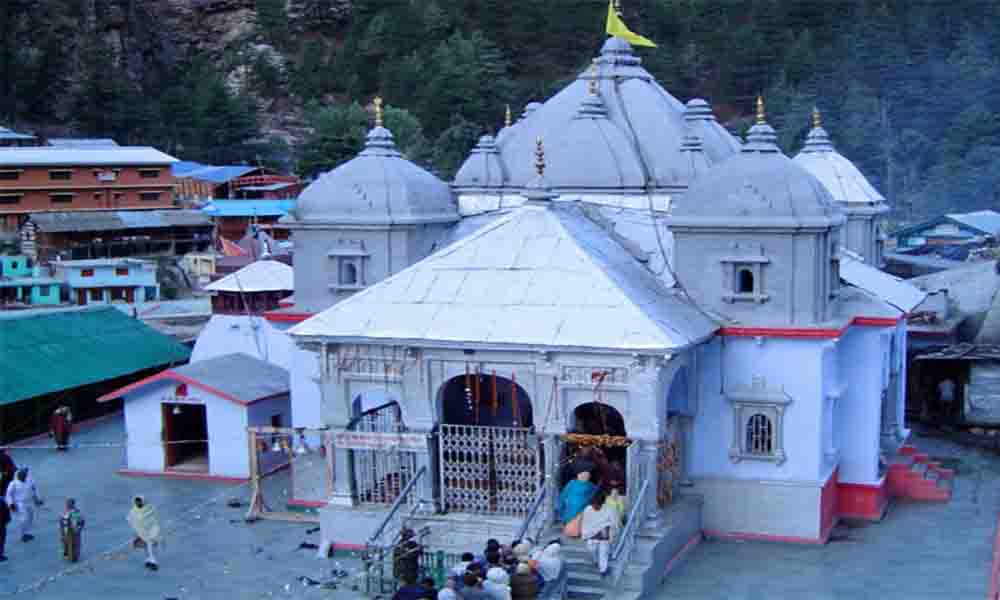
[887,444,954,501]
[536,496,703,600]
[405,512,524,553]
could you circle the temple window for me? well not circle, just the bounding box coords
[745,414,773,455]
[720,249,769,303]
[726,376,790,464]
[737,268,754,293]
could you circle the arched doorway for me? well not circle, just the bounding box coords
[440,372,533,428]
[348,391,416,505]
[437,373,540,516]
[561,402,630,491]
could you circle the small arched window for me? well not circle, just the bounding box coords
[745,413,773,455]
[737,269,755,293]
[343,262,358,285]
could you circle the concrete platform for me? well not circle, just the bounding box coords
[653,431,997,599]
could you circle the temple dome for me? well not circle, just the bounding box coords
[673,118,842,228]
[793,116,887,209]
[453,135,506,191]
[295,126,457,225]
[458,38,740,193]
[536,90,646,191]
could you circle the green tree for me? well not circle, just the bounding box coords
[256,0,290,48]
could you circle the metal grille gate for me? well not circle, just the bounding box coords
[350,403,417,505]
[438,424,541,516]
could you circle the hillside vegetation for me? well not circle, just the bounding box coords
[2,0,998,219]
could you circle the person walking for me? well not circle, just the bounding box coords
[49,406,73,452]
[5,468,42,542]
[0,448,15,497]
[510,562,537,600]
[127,496,162,570]
[581,489,619,578]
[0,496,10,562]
[60,498,85,562]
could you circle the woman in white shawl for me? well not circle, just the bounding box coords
[127,496,162,570]
[535,541,562,585]
[581,489,619,577]
[484,566,512,600]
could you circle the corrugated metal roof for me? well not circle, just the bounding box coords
[839,251,926,313]
[47,138,119,148]
[0,306,190,405]
[239,182,296,192]
[909,260,999,316]
[52,258,153,268]
[202,199,295,217]
[0,126,35,140]
[946,210,1000,236]
[177,165,258,184]
[205,260,293,293]
[292,204,717,352]
[29,209,211,232]
[0,146,177,166]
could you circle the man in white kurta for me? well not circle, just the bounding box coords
[5,468,42,542]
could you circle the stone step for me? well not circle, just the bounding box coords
[566,582,607,600]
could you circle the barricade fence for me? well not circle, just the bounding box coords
[246,426,334,523]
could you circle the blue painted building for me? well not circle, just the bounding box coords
[52,258,159,306]
[0,255,61,306]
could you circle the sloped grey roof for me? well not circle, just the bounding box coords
[839,250,926,313]
[472,38,739,192]
[0,146,177,166]
[292,203,717,352]
[672,121,843,229]
[28,210,211,233]
[947,210,1000,236]
[794,124,887,208]
[205,260,293,293]
[167,353,288,403]
[47,138,119,148]
[295,126,458,225]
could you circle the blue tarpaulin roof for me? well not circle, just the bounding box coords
[202,199,296,217]
[171,161,258,183]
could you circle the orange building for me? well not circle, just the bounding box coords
[0,146,179,237]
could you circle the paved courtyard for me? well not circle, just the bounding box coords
[657,428,998,600]
[1,416,364,600]
[3,416,995,599]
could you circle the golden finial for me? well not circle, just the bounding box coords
[755,95,766,125]
[589,61,599,95]
[505,104,512,128]
[535,137,545,178]
[373,96,384,128]
[812,106,822,129]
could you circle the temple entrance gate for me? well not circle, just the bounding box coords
[348,395,418,505]
[437,373,540,516]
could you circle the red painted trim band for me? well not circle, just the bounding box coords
[703,529,826,545]
[663,532,702,576]
[98,371,289,407]
[263,311,313,323]
[288,499,326,509]
[721,315,901,339]
[118,468,247,484]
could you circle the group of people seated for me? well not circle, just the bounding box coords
[392,534,564,600]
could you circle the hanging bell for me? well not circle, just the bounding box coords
[271,437,282,453]
[172,404,182,416]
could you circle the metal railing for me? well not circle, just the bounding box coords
[367,465,427,549]
[609,474,651,587]
[514,485,548,544]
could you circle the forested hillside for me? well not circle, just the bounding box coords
[1,0,998,220]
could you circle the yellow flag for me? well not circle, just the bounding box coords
[605,1,657,48]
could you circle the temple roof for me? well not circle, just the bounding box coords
[291,203,717,352]
[794,111,887,209]
[456,38,739,193]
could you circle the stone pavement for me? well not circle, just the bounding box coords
[656,430,998,600]
[1,416,366,600]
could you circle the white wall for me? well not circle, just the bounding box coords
[122,379,252,478]
[690,336,825,483]
[270,321,322,429]
[191,314,290,368]
[835,326,883,484]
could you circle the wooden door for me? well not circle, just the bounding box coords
[125,287,134,303]
[162,404,177,467]
[76,289,86,305]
